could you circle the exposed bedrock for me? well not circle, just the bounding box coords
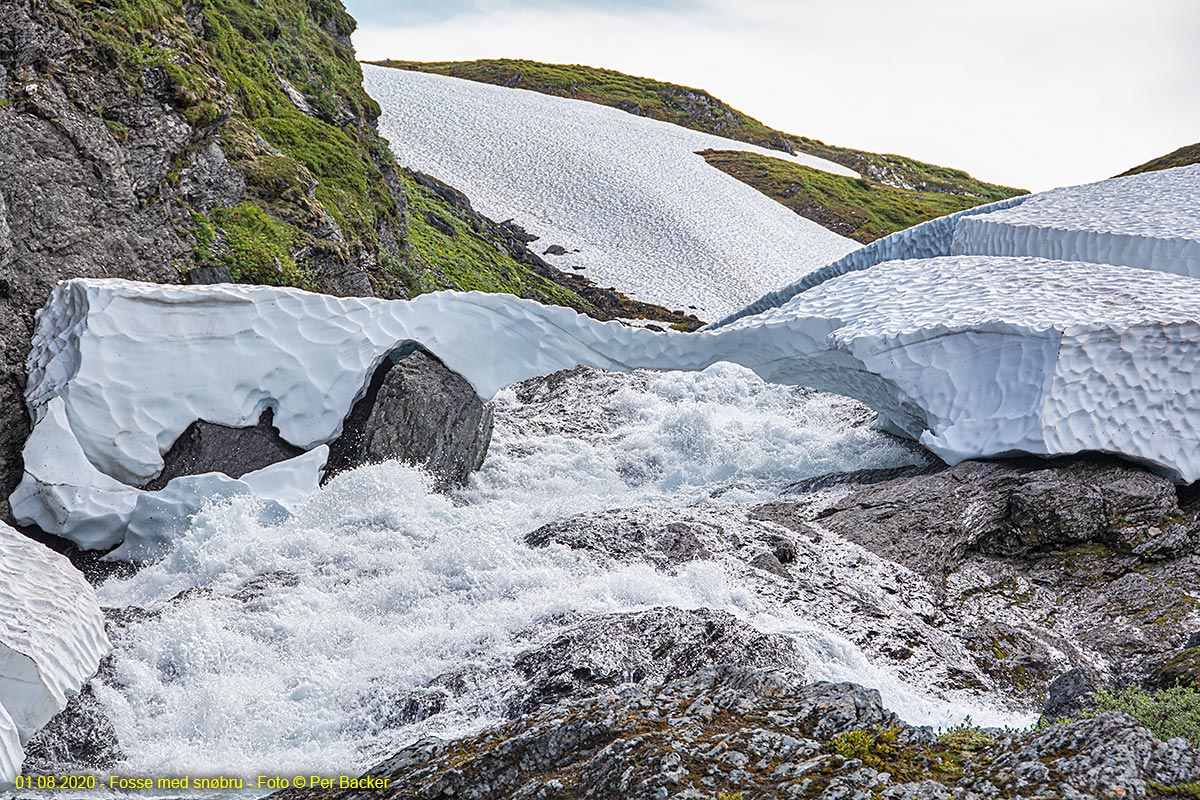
[506,607,804,716]
[142,408,304,492]
[274,665,1200,800]
[525,454,1200,704]
[379,607,807,734]
[326,347,494,490]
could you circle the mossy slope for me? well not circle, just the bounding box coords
[1120,143,1200,177]
[702,149,1018,243]
[43,1,693,323]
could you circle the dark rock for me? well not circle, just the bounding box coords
[509,607,804,715]
[326,347,493,490]
[1042,668,1098,720]
[183,265,234,284]
[22,683,122,773]
[542,244,567,256]
[1147,646,1200,690]
[811,456,1194,577]
[526,507,715,567]
[782,461,944,495]
[421,210,455,237]
[142,408,303,491]
[276,663,1200,800]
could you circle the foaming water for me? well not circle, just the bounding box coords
[83,365,1022,789]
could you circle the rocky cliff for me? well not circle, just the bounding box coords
[0,0,698,521]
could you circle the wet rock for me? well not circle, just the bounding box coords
[1043,668,1098,721]
[509,607,805,714]
[526,507,715,567]
[275,665,1200,800]
[326,348,493,490]
[810,456,1191,576]
[542,244,568,256]
[143,407,303,491]
[183,265,234,284]
[22,684,122,773]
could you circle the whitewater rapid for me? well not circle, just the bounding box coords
[72,364,1033,791]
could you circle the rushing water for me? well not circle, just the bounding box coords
[73,364,1023,790]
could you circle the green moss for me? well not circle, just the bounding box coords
[700,149,1016,243]
[70,0,400,292]
[103,118,129,142]
[194,203,314,288]
[1120,143,1200,177]
[1150,782,1200,798]
[401,172,588,306]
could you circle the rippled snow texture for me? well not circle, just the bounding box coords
[89,365,1023,785]
[0,522,108,784]
[713,165,1200,328]
[19,252,1200,558]
[361,66,859,318]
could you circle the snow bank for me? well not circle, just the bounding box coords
[361,66,859,318]
[0,521,109,785]
[952,164,1200,275]
[17,255,1200,558]
[711,166,1200,329]
[706,194,1030,329]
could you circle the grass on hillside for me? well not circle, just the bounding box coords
[1119,143,1200,177]
[701,150,1010,243]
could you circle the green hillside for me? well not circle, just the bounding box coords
[701,150,1011,244]
[1120,143,1200,177]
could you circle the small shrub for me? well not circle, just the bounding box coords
[1089,685,1200,746]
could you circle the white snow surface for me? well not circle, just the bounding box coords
[17,252,1200,558]
[712,165,1200,328]
[0,521,109,785]
[953,164,1200,274]
[361,65,859,318]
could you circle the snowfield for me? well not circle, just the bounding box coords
[713,165,1200,328]
[361,65,860,318]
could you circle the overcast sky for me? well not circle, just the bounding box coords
[347,0,1198,191]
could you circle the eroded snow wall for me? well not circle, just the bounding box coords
[0,522,109,785]
[15,254,1200,561]
[710,165,1200,330]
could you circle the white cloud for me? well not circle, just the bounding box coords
[350,0,1200,190]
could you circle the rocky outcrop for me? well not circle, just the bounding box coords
[21,683,121,774]
[0,0,409,521]
[508,607,805,715]
[326,348,493,490]
[143,408,303,492]
[763,456,1200,695]
[380,607,806,733]
[274,665,1200,800]
[521,442,1200,705]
